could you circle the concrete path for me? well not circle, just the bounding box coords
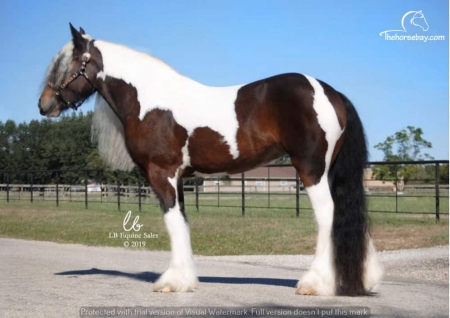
[0,238,448,318]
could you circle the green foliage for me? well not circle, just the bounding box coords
[440,164,449,184]
[0,112,141,185]
[372,126,435,184]
[374,126,433,162]
[274,155,291,165]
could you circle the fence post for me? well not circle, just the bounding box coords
[6,172,9,203]
[138,172,142,213]
[100,170,104,203]
[395,165,398,213]
[56,172,59,207]
[30,172,33,203]
[296,170,300,217]
[435,163,440,223]
[217,177,220,207]
[84,171,88,209]
[195,178,199,212]
[241,172,245,216]
[69,177,72,202]
[267,167,271,209]
[117,171,121,212]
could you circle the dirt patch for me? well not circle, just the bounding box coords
[372,225,448,251]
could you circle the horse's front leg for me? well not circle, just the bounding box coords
[147,165,197,292]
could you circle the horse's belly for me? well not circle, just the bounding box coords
[185,126,285,176]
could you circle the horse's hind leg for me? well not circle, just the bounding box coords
[294,160,336,296]
[146,164,197,292]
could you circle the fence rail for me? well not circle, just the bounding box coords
[1,160,448,221]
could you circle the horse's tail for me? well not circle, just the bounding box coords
[329,92,368,295]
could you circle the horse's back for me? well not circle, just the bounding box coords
[236,72,345,135]
[185,73,346,176]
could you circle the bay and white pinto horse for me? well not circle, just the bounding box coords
[38,24,383,296]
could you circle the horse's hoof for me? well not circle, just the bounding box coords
[153,282,195,293]
[154,285,176,293]
[152,266,197,293]
[153,285,194,293]
[295,286,318,296]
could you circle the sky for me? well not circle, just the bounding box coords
[0,0,448,161]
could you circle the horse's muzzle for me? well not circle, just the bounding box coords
[38,98,45,115]
[38,98,59,117]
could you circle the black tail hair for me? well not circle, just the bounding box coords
[329,92,368,296]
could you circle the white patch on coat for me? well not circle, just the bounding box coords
[153,174,197,292]
[180,138,191,170]
[94,40,242,160]
[97,71,106,81]
[304,75,343,172]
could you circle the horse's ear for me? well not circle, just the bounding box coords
[79,27,86,35]
[69,23,85,48]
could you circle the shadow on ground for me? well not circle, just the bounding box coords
[55,268,298,287]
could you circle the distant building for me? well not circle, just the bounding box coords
[363,169,396,192]
[202,167,396,193]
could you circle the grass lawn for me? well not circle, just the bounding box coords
[0,199,447,255]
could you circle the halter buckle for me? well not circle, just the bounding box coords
[82,52,91,62]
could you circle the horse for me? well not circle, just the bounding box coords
[38,24,383,296]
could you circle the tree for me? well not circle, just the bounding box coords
[374,126,433,161]
[373,126,434,184]
[0,111,141,185]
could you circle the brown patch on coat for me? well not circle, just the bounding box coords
[187,127,234,174]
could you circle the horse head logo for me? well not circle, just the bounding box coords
[410,11,429,31]
[380,10,429,36]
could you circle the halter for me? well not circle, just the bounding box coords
[48,42,95,110]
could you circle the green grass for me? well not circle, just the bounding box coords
[2,189,448,214]
[366,192,449,214]
[0,199,448,255]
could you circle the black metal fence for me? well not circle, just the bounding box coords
[0,160,448,221]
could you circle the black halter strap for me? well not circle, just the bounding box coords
[48,41,95,110]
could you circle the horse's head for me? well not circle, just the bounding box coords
[411,10,429,32]
[38,24,100,117]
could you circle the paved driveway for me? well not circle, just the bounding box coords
[0,239,447,318]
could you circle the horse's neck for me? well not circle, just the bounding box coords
[94,40,220,125]
[401,11,418,31]
[95,40,199,91]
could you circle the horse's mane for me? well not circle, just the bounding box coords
[91,94,136,171]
